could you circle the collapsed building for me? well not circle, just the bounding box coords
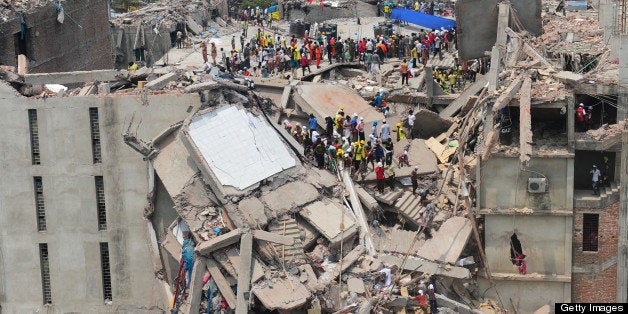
[0,0,626,313]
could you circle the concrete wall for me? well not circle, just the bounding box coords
[572,202,619,302]
[484,215,571,275]
[480,156,574,210]
[456,0,542,60]
[0,90,200,312]
[0,0,113,72]
[478,278,570,313]
[113,24,175,68]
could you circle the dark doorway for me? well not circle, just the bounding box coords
[574,94,618,131]
[582,213,599,252]
[14,28,32,58]
[574,151,616,189]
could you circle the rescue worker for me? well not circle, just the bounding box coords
[395,122,406,142]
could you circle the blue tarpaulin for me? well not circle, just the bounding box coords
[391,8,456,30]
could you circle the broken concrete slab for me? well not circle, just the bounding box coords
[183,257,207,314]
[380,254,470,279]
[252,229,295,246]
[355,184,381,212]
[412,109,454,139]
[299,201,359,246]
[373,228,421,254]
[416,217,472,264]
[146,72,179,90]
[196,228,244,255]
[237,198,268,228]
[23,69,119,85]
[262,181,319,218]
[296,216,320,248]
[293,83,381,128]
[553,71,584,84]
[425,137,457,164]
[186,16,203,35]
[347,277,366,294]
[253,276,312,311]
[393,139,439,169]
[154,134,199,199]
[304,167,339,190]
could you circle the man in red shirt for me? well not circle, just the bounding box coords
[576,103,586,131]
[375,162,385,193]
[410,290,429,313]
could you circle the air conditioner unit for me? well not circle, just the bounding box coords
[528,178,547,193]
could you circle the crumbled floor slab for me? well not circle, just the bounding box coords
[153,133,198,197]
[381,254,470,279]
[416,217,472,264]
[293,83,381,127]
[299,201,359,246]
[304,167,339,191]
[347,277,366,294]
[295,216,320,248]
[253,276,312,311]
[412,109,454,139]
[373,228,421,254]
[187,106,296,190]
[262,181,319,218]
[394,138,439,169]
[237,197,268,228]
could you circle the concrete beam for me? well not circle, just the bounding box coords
[24,70,120,85]
[435,293,480,314]
[206,258,237,308]
[519,76,532,166]
[252,229,295,246]
[146,72,179,90]
[341,170,376,257]
[491,74,524,113]
[196,228,244,255]
[183,257,207,314]
[235,232,254,314]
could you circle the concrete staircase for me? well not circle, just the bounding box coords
[393,191,425,225]
[267,216,305,264]
[374,189,404,206]
[574,181,620,208]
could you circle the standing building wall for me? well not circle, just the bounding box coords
[0,88,200,312]
[0,0,113,73]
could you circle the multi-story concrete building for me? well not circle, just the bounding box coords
[0,78,200,312]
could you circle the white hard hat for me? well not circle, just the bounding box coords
[419,290,424,295]
[428,284,434,289]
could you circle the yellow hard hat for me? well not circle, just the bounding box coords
[339,105,345,110]
[354,142,359,147]
[396,123,402,127]
[360,140,365,144]
[337,149,344,156]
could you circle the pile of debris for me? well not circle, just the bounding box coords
[530,13,604,55]
[110,0,210,28]
[0,0,55,21]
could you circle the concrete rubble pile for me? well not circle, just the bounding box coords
[0,0,52,21]
[110,0,220,30]
[1,0,623,312]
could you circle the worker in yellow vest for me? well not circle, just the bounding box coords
[395,123,406,142]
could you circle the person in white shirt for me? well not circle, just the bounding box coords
[591,165,601,195]
[380,119,391,141]
[407,110,416,139]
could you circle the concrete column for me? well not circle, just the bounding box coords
[488,3,510,93]
[235,232,254,314]
[425,66,434,99]
[488,46,500,92]
[618,124,628,302]
[496,3,510,48]
[567,95,575,151]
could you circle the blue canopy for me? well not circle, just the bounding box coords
[391,8,456,30]
[267,5,278,13]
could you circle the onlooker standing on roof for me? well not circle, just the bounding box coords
[591,165,601,195]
